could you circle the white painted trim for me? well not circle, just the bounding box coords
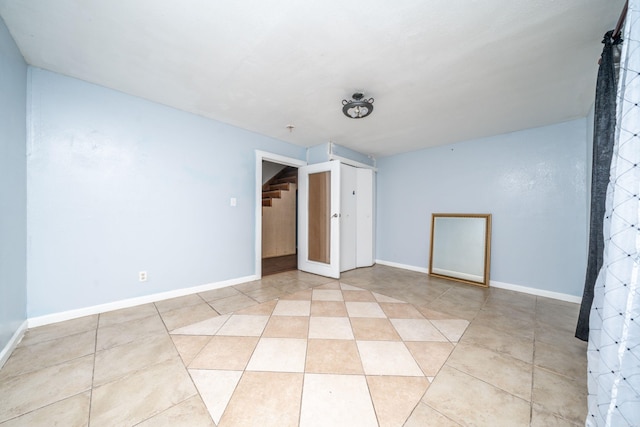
[255,151,307,279]
[28,275,258,328]
[0,320,27,369]
[329,154,377,171]
[375,259,581,303]
[375,259,429,274]
[489,280,582,303]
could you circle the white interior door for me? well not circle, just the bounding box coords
[298,161,341,278]
[356,168,374,267]
[340,164,357,272]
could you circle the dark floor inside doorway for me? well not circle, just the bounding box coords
[262,253,297,276]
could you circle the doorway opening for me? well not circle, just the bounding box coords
[261,163,298,276]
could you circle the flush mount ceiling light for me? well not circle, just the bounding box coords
[342,92,374,119]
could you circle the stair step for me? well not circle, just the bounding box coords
[262,190,282,199]
[269,183,290,191]
[262,199,272,207]
[274,176,297,184]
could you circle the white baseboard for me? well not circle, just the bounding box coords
[489,280,582,303]
[375,259,581,303]
[28,274,259,328]
[0,320,28,369]
[375,259,429,274]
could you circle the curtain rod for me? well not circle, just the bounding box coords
[613,0,628,39]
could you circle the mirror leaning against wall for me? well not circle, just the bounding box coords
[429,213,492,287]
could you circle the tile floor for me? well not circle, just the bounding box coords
[0,265,588,426]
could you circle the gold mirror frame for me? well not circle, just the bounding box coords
[429,213,492,287]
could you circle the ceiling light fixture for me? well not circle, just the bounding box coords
[342,92,374,119]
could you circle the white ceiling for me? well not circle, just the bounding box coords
[0,0,625,157]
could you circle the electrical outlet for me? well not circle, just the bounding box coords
[139,271,147,282]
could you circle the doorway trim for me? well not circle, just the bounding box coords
[255,150,307,279]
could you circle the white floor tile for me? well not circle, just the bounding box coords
[356,340,424,376]
[300,374,378,427]
[246,338,307,373]
[190,369,242,424]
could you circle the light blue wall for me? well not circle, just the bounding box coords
[307,143,330,164]
[331,143,375,167]
[0,17,27,350]
[376,119,588,296]
[27,68,305,317]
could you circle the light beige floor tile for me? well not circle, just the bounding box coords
[279,289,313,300]
[300,373,378,427]
[233,280,268,293]
[350,317,401,341]
[342,290,376,302]
[313,281,341,290]
[244,286,285,303]
[0,329,95,380]
[472,310,535,340]
[215,315,269,336]
[161,303,219,332]
[18,315,98,347]
[263,316,309,338]
[340,283,364,291]
[367,376,429,427]
[234,299,277,315]
[458,323,534,363]
[532,367,587,424]
[0,355,94,423]
[530,406,582,426]
[423,365,530,427]
[198,286,242,302]
[246,338,307,372]
[379,302,424,319]
[98,303,158,327]
[219,372,303,427]
[421,300,480,321]
[310,301,348,317]
[372,292,406,303]
[90,358,196,427]
[356,340,424,376]
[0,391,90,427]
[170,314,230,335]
[171,335,211,366]
[390,318,448,342]
[189,336,259,370]
[272,300,311,316]
[311,289,344,301]
[190,369,243,424]
[308,317,354,340]
[416,306,460,320]
[345,302,386,318]
[305,339,363,374]
[431,319,469,342]
[535,321,586,349]
[275,282,314,294]
[208,294,258,314]
[137,395,215,427]
[96,314,166,350]
[404,402,462,427]
[93,334,178,386]
[405,341,454,376]
[155,294,206,313]
[534,340,587,383]
[446,342,533,401]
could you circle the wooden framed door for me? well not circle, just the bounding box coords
[297,161,341,278]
